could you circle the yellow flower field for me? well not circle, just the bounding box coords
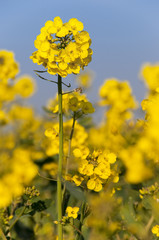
[1,14,159,240]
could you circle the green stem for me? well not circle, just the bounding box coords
[144,215,154,239]
[0,228,7,240]
[75,202,85,240]
[70,223,83,236]
[57,74,63,240]
[9,206,26,231]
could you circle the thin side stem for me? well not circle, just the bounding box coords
[57,74,63,240]
[75,202,85,240]
[0,228,7,240]
[62,113,76,215]
[9,206,26,231]
[70,223,83,236]
[144,215,154,238]
[66,112,76,175]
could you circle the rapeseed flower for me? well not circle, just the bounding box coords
[141,63,159,93]
[152,225,159,237]
[0,50,19,82]
[30,16,92,77]
[66,206,79,219]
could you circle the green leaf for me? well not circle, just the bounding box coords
[65,181,86,201]
[142,196,153,210]
[15,206,32,216]
[31,199,52,213]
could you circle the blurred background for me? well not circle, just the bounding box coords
[1,0,159,119]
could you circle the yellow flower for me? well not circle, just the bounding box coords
[14,76,35,97]
[72,175,84,186]
[80,101,95,114]
[75,31,90,44]
[79,162,94,176]
[152,225,159,237]
[97,151,116,164]
[43,162,58,176]
[45,127,58,139]
[140,63,159,93]
[94,162,111,179]
[66,206,79,219]
[106,153,117,164]
[87,177,103,192]
[68,18,84,35]
[76,70,94,88]
[141,99,150,111]
[56,25,69,38]
[68,97,79,112]
[9,105,33,121]
[0,50,19,82]
[54,16,63,29]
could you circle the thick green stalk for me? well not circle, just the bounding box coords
[57,74,63,240]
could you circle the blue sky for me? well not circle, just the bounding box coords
[1,0,159,118]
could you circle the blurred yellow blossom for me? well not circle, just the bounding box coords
[0,50,19,82]
[140,63,159,93]
[14,75,35,97]
[152,225,159,237]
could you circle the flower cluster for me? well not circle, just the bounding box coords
[47,91,95,116]
[24,186,40,199]
[99,78,137,113]
[0,148,37,208]
[139,182,159,200]
[89,78,137,154]
[0,51,35,123]
[43,119,88,160]
[0,209,13,225]
[0,51,37,208]
[30,16,92,77]
[72,150,118,192]
[0,50,19,82]
[0,52,35,110]
[120,147,152,183]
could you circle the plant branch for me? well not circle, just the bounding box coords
[35,72,71,88]
[35,72,58,84]
[62,90,74,95]
[9,206,27,231]
[144,215,154,237]
[0,228,7,240]
[61,82,71,88]
[37,171,58,182]
[62,113,76,215]
[75,202,85,240]
[70,223,83,236]
[66,112,76,174]
[34,70,47,73]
